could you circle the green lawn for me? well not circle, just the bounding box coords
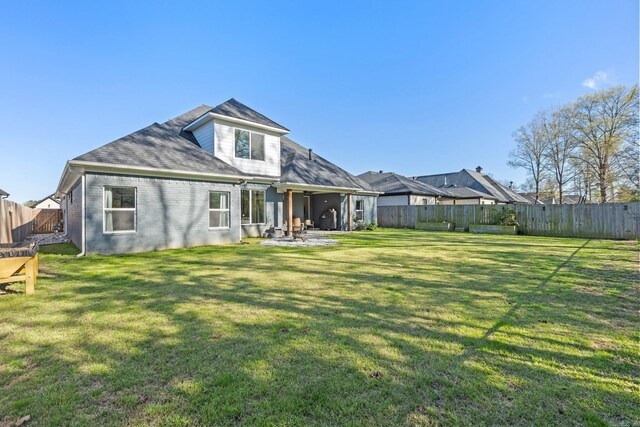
[0,230,638,426]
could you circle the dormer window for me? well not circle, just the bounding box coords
[234,129,265,161]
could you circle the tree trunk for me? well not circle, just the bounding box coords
[599,165,608,203]
[558,185,563,204]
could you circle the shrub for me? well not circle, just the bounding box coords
[353,220,378,231]
[490,208,519,226]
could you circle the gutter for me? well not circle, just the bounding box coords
[273,182,382,195]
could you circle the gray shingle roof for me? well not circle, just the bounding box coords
[416,169,529,203]
[518,193,545,204]
[441,186,495,199]
[280,137,375,191]
[163,104,213,145]
[74,120,246,177]
[0,189,8,197]
[208,98,289,131]
[70,104,371,192]
[357,171,448,196]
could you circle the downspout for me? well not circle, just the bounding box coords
[61,196,68,237]
[77,174,86,257]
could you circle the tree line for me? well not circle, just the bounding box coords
[508,85,639,203]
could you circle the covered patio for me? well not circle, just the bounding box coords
[276,185,374,236]
[276,137,379,236]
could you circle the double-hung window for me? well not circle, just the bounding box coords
[104,186,136,233]
[234,129,265,161]
[241,189,265,224]
[355,200,364,221]
[209,191,230,228]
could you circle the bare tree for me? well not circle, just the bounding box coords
[541,107,578,204]
[571,85,639,202]
[508,112,549,202]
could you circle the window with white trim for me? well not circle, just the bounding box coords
[209,191,230,228]
[241,189,265,224]
[235,129,265,160]
[355,200,364,221]
[104,186,136,233]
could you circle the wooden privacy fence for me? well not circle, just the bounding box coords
[377,203,640,240]
[32,209,63,234]
[0,200,64,243]
[0,199,35,243]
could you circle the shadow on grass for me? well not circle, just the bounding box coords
[0,231,638,425]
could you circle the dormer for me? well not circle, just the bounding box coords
[183,99,289,177]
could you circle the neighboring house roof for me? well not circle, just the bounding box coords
[518,193,545,204]
[357,171,448,197]
[280,138,375,192]
[0,188,8,198]
[33,194,60,206]
[441,185,496,199]
[541,194,584,205]
[416,169,529,203]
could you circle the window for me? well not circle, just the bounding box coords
[209,191,230,228]
[104,187,136,233]
[355,200,364,221]
[241,189,265,224]
[235,129,265,160]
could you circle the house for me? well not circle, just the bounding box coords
[517,193,545,204]
[416,166,530,204]
[357,171,449,206]
[518,193,586,205]
[436,186,498,205]
[541,194,585,205]
[55,99,378,255]
[33,194,61,209]
[0,189,8,199]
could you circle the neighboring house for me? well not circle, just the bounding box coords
[0,189,8,199]
[518,193,545,204]
[436,186,498,205]
[357,171,449,206]
[416,166,530,204]
[56,99,378,255]
[518,193,586,205]
[33,194,61,209]
[541,194,585,205]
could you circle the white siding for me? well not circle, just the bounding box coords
[213,118,281,177]
[377,195,410,206]
[439,198,495,205]
[409,195,436,205]
[35,198,60,209]
[192,121,215,154]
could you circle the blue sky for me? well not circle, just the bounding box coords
[0,0,637,203]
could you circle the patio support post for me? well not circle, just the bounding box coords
[347,193,353,231]
[287,189,293,237]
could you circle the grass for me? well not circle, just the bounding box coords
[0,229,638,426]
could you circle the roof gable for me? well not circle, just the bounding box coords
[208,98,289,132]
